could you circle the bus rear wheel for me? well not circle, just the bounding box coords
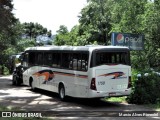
[59,84,66,101]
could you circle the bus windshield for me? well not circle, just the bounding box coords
[91,50,130,67]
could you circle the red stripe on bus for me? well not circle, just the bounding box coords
[53,72,88,79]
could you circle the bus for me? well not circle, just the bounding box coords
[21,45,131,100]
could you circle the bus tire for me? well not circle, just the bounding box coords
[59,84,66,101]
[30,78,35,91]
[12,74,21,86]
[12,74,17,85]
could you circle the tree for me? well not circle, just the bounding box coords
[56,25,68,34]
[54,25,69,45]
[110,0,160,69]
[0,0,17,33]
[22,22,50,40]
[0,0,18,66]
[111,0,147,33]
[54,0,160,69]
[143,0,160,68]
[78,0,112,45]
[0,0,17,49]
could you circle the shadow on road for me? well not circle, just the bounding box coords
[30,88,123,109]
[0,76,156,112]
[0,76,118,107]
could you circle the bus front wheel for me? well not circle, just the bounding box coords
[30,78,36,91]
[59,84,66,101]
[12,74,17,85]
[12,74,21,86]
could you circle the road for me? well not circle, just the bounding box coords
[0,75,159,120]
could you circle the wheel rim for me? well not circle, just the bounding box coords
[60,87,65,99]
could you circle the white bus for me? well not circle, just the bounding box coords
[22,45,131,100]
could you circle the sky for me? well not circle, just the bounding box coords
[12,0,87,34]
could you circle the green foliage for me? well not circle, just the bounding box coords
[111,0,147,33]
[106,97,127,103]
[56,25,68,34]
[1,0,160,75]
[22,22,51,39]
[0,0,17,33]
[109,0,160,70]
[0,65,9,75]
[54,25,69,45]
[54,0,113,45]
[0,0,18,55]
[54,25,83,46]
[78,0,112,45]
[16,39,35,52]
[127,73,160,104]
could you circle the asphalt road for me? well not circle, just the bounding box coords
[0,75,159,120]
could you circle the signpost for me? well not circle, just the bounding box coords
[111,32,144,50]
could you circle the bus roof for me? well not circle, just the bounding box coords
[25,45,129,52]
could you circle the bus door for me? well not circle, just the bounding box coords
[23,52,39,86]
[22,52,29,85]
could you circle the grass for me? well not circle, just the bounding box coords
[0,106,16,111]
[105,96,127,103]
[105,96,160,111]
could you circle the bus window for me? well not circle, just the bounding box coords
[70,52,88,71]
[72,53,81,70]
[81,53,88,71]
[23,53,29,67]
[44,52,52,66]
[93,51,129,67]
[36,53,43,65]
[28,52,36,65]
[61,53,71,69]
[52,52,61,68]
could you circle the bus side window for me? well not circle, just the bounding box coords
[69,52,88,71]
[81,53,88,71]
[72,59,78,70]
[52,52,61,68]
[23,53,29,68]
[44,52,52,66]
[36,53,43,65]
[61,53,71,69]
[72,53,82,70]
[28,52,36,66]
[116,54,120,63]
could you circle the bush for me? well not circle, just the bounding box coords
[127,72,160,104]
[0,65,9,75]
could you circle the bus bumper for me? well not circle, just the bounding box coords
[88,88,131,98]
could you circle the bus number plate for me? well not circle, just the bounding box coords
[98,81,105,85]
[117,84,127,89]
